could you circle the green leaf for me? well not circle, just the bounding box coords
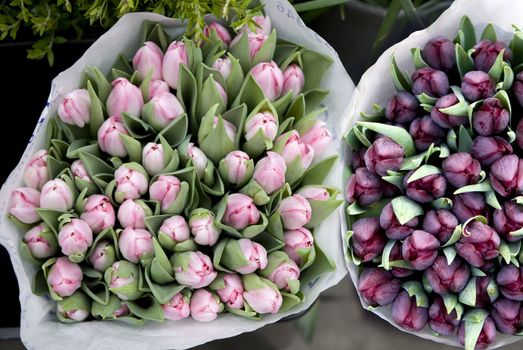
[371,0,402,60]
[480,23,497,41]
[458,125,473,152]
[300,242,335,285]
[301,48,333,91]
[177,65,198,133]
[85,65,111,103]
[411,47,428,69]
[356,121,415,156]
[390,55,412,91]
[488,50,505,81]
[232,74,265,111]
[301,155,338,186]
[453,181,492,195]
[511,31,523,67]
[455,44,474,78]
[252,30,277,67]
[456,16,477,51]
[296,302,319,343]
[391,196,423,225]
[126,295,164,322]
[155,114,188,148]
[406,164,441,183]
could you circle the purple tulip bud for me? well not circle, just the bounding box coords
[497,265,523,301]
[461,276,499,308]
[384,92,419,124]
[162,41,189,90]
[97,116,130,158]
[282,64,305,99]
[421,36,456,72]
[250,61,284,102]
[425,256,470,293]
[491,297,523,334]
[212,57,232,80]
[452,193,487,223]
[442,152,482,188]
[203,22,231,47]
[402,230,440,270]
[461,71,495,102]
[388,243,414,278]
[513,71,523,107]
[490,155,523,197]
[472,98,510,136]
[472,39,511,72]
[471,135,513,167]
[106,78,144,119]
[429,296,461,335]
[351,149,366,169]
[392,290,429,331]
[357,268,401,307]
[351,217,387,263]
[431,93,468,128]
[493,201,523,242]
[132,41,164,81]
[457,316,496,350]
[364,137,405,176]
[423,209,459,244]
[9,187,40,224]
[456,221,500,268]
[404,170,446,203]
[411,67,449,97]
[409,116,445,151]
[379,202,418,240]
[345,168,383,207]
[58,89,91,127]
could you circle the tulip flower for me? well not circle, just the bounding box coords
[241,15,271,35]
[428,296,462,336]
[250,61,283,101]
[242,274,283,314]
[190,289,223,322]
[278,194,312,230]
[497,265,523,301]
[71,160,91,183]
[252,152,287,195]
[351,148,366,170]
[391,290,429,331]
[88,240,116,272]
[80,195,115,234]
[409,116,445,151]
[404,170,447,203]
[357,268,401,307]
[159,215,190,247]
[212,57,232,80]
[149,175,182,212]
[461,70,495,101]
[163,292,191,321]
[203,22,232,46]
[213,116,236,142]
[104,261,142,301]
[388,243,414,278]
[260,251,300,293]
[222,194,260,230]
[442,152,481,188]
[472,39,511,72]
[402,230,440,270]
[231,32,267,59]
[117,199,152,229]
[143,91,184,130]
[132,41,164,81]
[472,98,510,136]
[493,201,523,242]
[142,142,164,176]
[384,92,419,124]
[219,150,254,187]
[221,238,268,274]
[471,135,513,167]
[489,155,523,197]
[281,64,305,99]
[58,89,91,127]
[411,67,449,97]
[162,41,189,89]
[514,71,523,107]
[244,111,278,142]
[424,256,470,293]
[40,178,74,211]
[57,292,90,322]
[148,80,169,99]
[23,149,49,189]
[114,163,149,202]
[456,221,500,268]
[491,297,523,334]
[189,208,221,246]
[431,93,469,128]
[58,218,93,258]
[9,187,40,224]
[118,227,154,264]
[297,186,330,201]
[452,192,487,223]
[379,202,419,240]
[23,223,58,259]
[276,131,314,169]
[97,116,130,157]
[364,137,405,176]
[171,251,217,288]
[47,257,83,297]
[300,120,332,156]
[351,217,387,263]
[106,77,143,118]
[422,209,459,244]
[421,36,456,72]
[210,273,244,309]
[457,314,496,350]
[283,227,314,267]
[214,81,228,105]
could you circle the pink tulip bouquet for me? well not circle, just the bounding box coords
[6,9,343,327]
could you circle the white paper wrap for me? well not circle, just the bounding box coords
[342,0,523,348]
[0,1,353,349]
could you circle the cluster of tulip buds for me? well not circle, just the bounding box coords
[346,16,523,349]
[9,15,343,324]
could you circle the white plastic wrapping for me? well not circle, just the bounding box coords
[0,1,354,349]
[342,0,523,348]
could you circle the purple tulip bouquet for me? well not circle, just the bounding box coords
[344,5,523,350]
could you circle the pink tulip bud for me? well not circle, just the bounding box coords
[23,223,58,259]
[88,240,116,272]
[106,78,144,118]
[284,227,314,266]
[159,215,190,243]
[58,219,93,257]
[212,57,232,80]
[40,179,74,211]
[213,116,236,141]
[204,22,231,46]
[188,209,221,246]
[162,41,189,89]
[253,152,287,195]
[297,186,330,201]
[242,275,282,314]
[163,292,191,321]
[236,238,268,274]
[221,151,253,186]
[146,91,185,129]
[70,159,91,183]
[222,193,260,230]
[98,115,130,158]
[244,111,278,141]
[187,143,209,179]
[132,41,164,81]
[231,32,267,59]
[9,187,40,224]
[58,89,91,127]
[282,64,305,99]
[190,289,223,322]
[142,142,164,176]
[172,251,217,288]
[267,258,300,292]
[117,199,151,229]
[118,228,154,264]
[212,273,244,309]
[277,131,314,169]
[47,257,83,297]
[80,195,115,234]
[251,61,283,101]
[114,164,149,201]
[148,80,170,99]
[23,150,49,189]
[279,194,312,230]
[242,15,271,35]
[300,120,332,156]
[57,292,90,322]
[149,175,182,212]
